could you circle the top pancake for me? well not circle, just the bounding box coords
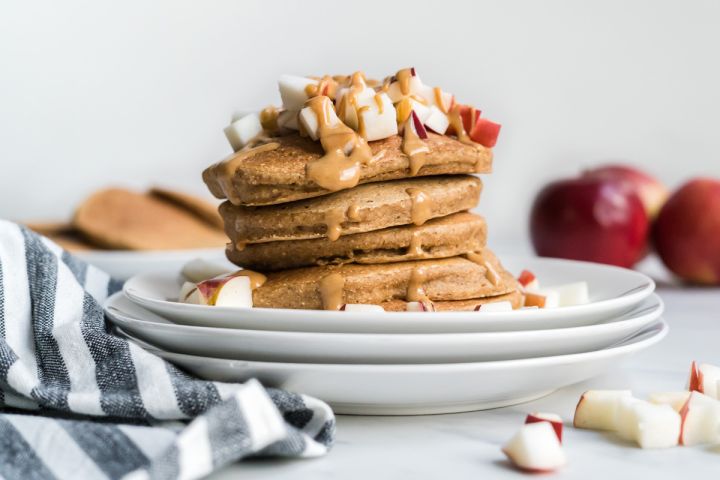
[203,132,493,206]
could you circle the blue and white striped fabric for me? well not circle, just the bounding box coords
[0,220,335,479]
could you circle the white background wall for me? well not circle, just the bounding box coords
[2,0,720,247]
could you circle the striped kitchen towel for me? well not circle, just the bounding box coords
[0,220,335,480]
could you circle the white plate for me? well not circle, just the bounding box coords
[122,256,655,333]
[106,292,664,364]
[121,321,668,415]
[76,248,229,280]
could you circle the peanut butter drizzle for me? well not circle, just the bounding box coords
[229,269,267,289]
[406,188,433,226]
[465,252,503,287]
[305,96,372,191]
[207,142,280,204]
[433,87,448,114]
[407,266,428,302]
[319,272,345,310]
[235,240,247,251]
[305,75,339,100]
[407,231,423,256]
[396,68,413,95]
[346,203,361,221]
[402,119,430,176]
[325,207,345,241]
[447,105,476,146]
[259,106,279,132]
[373,93,384,113]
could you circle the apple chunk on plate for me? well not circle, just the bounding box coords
[183,275,253,308]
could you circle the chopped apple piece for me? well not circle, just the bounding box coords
[502,422,566,473]
[395,97,432,125]
[386,76,423,103]
[648,391,692,412]
[339,304,385,312]
[474,301,513,312]
[298,98,343,142]
[523,291,559,308]
[573,390,632,430]
[182,286,206,305]
[424,105,450,135]
[194,274,253,308]
[527,282,588,307]
[181,258,232,283]
[179,281,198,303]
[418,85,454,113]
[278,74,318,110]
[277,110,299,130]
[679,391,720,445]
[335,86,376,130]
[358,93,398,141]
[517,269,539,291]
[616,398,680,448]
[525,413,563,442]
[406,301,435,312]
[224,113,264,151]
[689,361,720,399]
[469,117,501,148]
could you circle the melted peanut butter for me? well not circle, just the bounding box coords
[346,203,361,221]
[259,106,279,132]
[235,240,247,252]
[206,142,280,204]
[433,87,448,114]
[407,267,428,302]
[465,252,503,287]
[229,269,267,290]
[396,68,413,95]
[402,120,430,176]
[406,188,433,226]
[305,75,339,100]
[448,105,476,146]
[407,231,423,256]
[319,272,345,310]
[305,96,372,191]
[325,207,345,241]
[373,93,384,113]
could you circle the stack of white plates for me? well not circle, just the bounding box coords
[106,255,666,415]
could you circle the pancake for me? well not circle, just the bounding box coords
[24,222,96,252]
[380,290,524,311]
[203,132,492,206]
[72,188,228,250]
[149,187,224,229]
[220,175,482,245]
[227,212,487,270]
[251,250,518,310]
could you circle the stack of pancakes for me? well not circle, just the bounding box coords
[203,132,522,311]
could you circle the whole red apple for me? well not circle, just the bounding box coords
[530,177,650,268]
[654,178,720,284]
[583,165,668,219]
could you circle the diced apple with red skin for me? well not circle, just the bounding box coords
[678,391,720,445]
[406,301,435,312]
[386,68,423,103]
[409,110,428,139]
[502,422,566,473]
[573,390,632,430]
[688,361,720,399]
[447,104,481,136]
[517,270,539,291]
[340,304,385,312]
[417,85,454,113]
[523,291,559,309]
[469,117,501,148]
[616,398,680,448]
[187,275,253,308]
[525,413,563,443]
[648,391,692,412]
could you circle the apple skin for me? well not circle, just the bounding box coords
[583,165,669,219]
[530,177,650,268]
[653,178,720,285]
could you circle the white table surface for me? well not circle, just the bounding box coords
[210,257,720,479]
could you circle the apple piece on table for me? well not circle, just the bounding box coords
[424,105,450,135]
[224,113,264,151]
[689,361,720,399]
[474,301,513,312]
[502,422,566,473]
[278,74,318,110]
[679,391,720,445]
[358,93,398,141]
[406,301,435,312]
[340,304,385,312]
[615,397,680,448]
[181,258,232,283]
[648,391,692,412]
[573,390,632,430]
[469,117,501,148]
[525,413,563,442]
[277,110,299,130]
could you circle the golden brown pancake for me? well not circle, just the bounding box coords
[203,132,492,206]
[150,187,224,229]
[251,250,518,310]
[380,290,524,311]
[72,188,228,250]
[24,222,96,252]
[227,212,487,270]
[221,175,482,245]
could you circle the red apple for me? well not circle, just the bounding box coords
[583,165,668,219]
[530,177,649,268]
[469,117,501,148]
[653,178,720,285]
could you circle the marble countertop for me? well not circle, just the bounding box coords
[211,258,719,479]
